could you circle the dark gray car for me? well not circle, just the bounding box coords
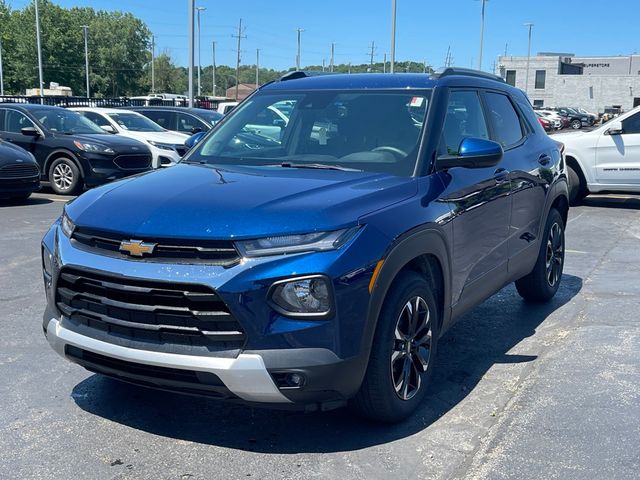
[0,139,40,201]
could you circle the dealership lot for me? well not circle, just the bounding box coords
[1,192,638,480]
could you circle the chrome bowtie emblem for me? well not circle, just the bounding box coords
[119,239,156,257]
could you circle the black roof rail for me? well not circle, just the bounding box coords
[432,67,505,83]
[279,70,335,82]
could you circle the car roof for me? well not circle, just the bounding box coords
[0,103,64,111]
[260,72,513,93]
[72,107,139,115]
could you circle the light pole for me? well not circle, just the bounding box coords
[81,25,90,98]
[524,23,534,93]
[255,48,260,87]
[296,27,304,70]
[478,0,487,70]
[188,0,194,107]
[151,34,155,93]
[330,42,335,72]
[390,0,397,73]
[212,41,216,96]
[34,0,44,100]
[0,36,4,96]
[196,6,205,97]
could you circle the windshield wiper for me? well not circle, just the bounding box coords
[275,162,362,172]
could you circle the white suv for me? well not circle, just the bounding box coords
[72,108,189,168]
[557,106,640,204]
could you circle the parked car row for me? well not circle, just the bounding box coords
[534,106,599,131]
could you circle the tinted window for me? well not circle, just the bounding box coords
[484,92,524,147]
[177,112,206,133]
[441,90,489,155]
[535,70,546,89]
[141,110,176,130]
[31,108,104,134]
[3,110,36,133]
[505,70,516,87]
[81,111,111,128]
[108,113,165,132]
[622,112,640,134]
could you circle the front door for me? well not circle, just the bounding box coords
[595,111,640,185]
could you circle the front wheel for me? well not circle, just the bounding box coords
[571,119,582,130]
[567,164,587,206]
[515,208,565,302]
[351,271,439,422]
[49,157,81,195]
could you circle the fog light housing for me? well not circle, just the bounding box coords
[269,275,333,317]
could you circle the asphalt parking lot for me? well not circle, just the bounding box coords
[1,191,639,480]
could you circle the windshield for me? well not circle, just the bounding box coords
[186,90,431,177]
[196,110,224,125]
[107,112,165,132]
[32,108,105,134]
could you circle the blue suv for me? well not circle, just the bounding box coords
[42,69,568,422]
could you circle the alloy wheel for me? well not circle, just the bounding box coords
[545,222,564,287]
[390,296,432,401]
[52,162,74,191]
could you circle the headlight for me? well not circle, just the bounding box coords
[148,141,175,151]
[42,244,54,276]
[270,275,332,316]
[235,227,359,257]
[60,211,75,238]
[73,140,115,154]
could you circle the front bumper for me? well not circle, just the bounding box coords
[0,177,40,197]
[45,317,290,403]
[80,152,151,187]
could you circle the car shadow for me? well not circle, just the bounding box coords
[71,274,582,453]
[583,195,640,210]
[0,196,52,207]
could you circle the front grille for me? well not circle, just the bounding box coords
[0,163,39,179]
[70,227,240,266]
[113,154,152,170]
[56,267,246,354]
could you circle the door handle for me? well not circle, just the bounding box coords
[538,154,552,166]
[493,168,510,183]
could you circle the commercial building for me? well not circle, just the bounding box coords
[497,53,640,113]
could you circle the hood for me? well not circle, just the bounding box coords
[67,164,418,240]
[0,140,37,166]
[120,130,190,146]
[58,133,149,154]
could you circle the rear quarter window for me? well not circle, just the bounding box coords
[484,92,525,148]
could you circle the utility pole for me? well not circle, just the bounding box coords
[322,59,325,72]
[423,59,427,73]
[296,27,304,70]
[34,0,44,101]
[0,37,4,96]
[151,34,155,93]
[369,41,375,71]
[390,0,397,73]
[188,0,194,107]
[196,6,205,97]
[524,23,534,92]
[330,42,335,72]
[81,25,90,98]
[232,18,246,101]
[255,48,260,87]
[383,53,387,73]
[504,42,508,57]
[212,41,216,96]
[478,0,487,71]
[348,62,351,74]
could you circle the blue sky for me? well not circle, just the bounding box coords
[7,0,640,70]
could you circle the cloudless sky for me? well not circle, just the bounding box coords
[7,0,640,71]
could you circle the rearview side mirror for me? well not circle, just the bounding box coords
[101,125,116,134]
[184,131,206,149]
[21,126,40,137]
[436,137,504,170]
[606,121,623,135]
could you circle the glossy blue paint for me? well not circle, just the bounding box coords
[184,131,206,149]
[458,137,503,158]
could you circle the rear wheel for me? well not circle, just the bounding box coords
[571,119,582,129]
[515,208,565,303]
[567,164,587,206]
[351,271,439,423]
[49,157,81,195]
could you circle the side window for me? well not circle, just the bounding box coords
[441,90,489,155]
[142,111,176,130]
[4,110,35,134]
[177,113,206,133]
[621,112,640,134]
[81,111,110,128]
[484,92,525,147]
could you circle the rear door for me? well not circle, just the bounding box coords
[436,89,511,310]
[482,90,549,266]
[594,111,640,186]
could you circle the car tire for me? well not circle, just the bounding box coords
[515,208,565,303]
[571,119,582,130]
[49,157,81,195]
[567,164,587,206]
[351,271,439,423]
